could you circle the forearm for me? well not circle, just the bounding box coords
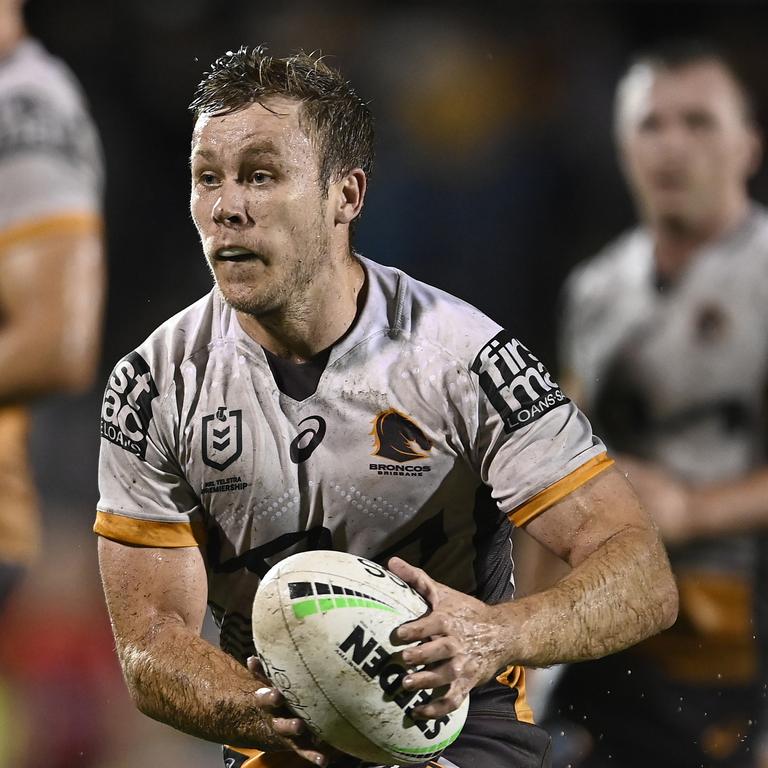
[495,526,677,668]
[0,333,74,402]
[688,469,768,538]
[0,231,104,403]
[118,619,284,749]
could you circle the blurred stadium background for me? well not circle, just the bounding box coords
[2,1,768,765]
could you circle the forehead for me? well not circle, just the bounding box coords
[191,97,313,161]
[620,61,745,128]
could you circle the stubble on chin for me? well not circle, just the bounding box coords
[216,279,283,318]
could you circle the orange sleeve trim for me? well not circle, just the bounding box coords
[93,510,206,548]
[509,451,614,527]
[0,212,102,250]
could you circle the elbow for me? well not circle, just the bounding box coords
[48,342,101,394]
[56,360,99,394]
[644,567,678,638]
[118,644,159,720]
[658,574,679,632]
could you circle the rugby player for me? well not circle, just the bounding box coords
[0,0,105,609]
[95,46,677,768]
[545,41,768,768]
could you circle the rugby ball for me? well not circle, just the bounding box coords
[251,550,468,765]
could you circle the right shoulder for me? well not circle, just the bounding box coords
[105,290,226,397]
[564,228,649,308]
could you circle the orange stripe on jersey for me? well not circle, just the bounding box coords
[0,211,102,250]
[93,510,206,548]
[508,451,614,527]
[495,664,534,724]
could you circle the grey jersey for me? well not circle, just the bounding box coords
[560,207,768,683]
[96,258,609,671]
[0,38,103,229]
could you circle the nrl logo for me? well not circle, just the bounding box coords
[202,406,243,471]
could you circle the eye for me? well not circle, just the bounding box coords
[685,110,716,132]
[638,113,661,133]
[198,171,219,186]
[250,171,271,185]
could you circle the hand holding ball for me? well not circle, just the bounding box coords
[251,551,469,765]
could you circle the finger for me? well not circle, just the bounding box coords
[271,716,308,738]
[247,655,271,684]
[293,745,334,766]
[387,558,438,605]
[402,636,461,666]
[289,734,339,767]
[410,681,471,720]
[395,611,449,644]
[254,686,286,709]
[403,657,471,692]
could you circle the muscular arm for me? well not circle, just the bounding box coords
[690,467,768,535]
[97,536,327,762]
[508,466,677,665]
[391,466,678,716]
[0,227,104,403]
[619,456,768,544]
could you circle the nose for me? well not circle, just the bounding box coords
[655,122,690,159]
[212,182,249,227]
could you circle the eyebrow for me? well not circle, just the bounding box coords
[191,140,281,162]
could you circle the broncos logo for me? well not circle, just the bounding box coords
[371,409,432,463]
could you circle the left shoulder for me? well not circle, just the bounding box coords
[362,257,505,367]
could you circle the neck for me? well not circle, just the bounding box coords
[237,254,366,363]
[650,195,750,281]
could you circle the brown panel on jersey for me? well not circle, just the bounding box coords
[93,510,206,548]
[508,452,614,527]
[495,664,534,724]
[633,570,755,684]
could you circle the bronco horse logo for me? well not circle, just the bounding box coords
[371,409,432,463]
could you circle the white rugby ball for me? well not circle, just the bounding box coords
[251,550,469,765]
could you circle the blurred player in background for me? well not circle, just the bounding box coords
[544,41,768,768]
[95,46,676,768]
[0,0,104,603]
[0,0,106,764]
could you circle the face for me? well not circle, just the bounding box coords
[190,98,333,316]
[617,61,758,231]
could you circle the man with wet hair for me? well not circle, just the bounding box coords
[95,46,676,768]
[546,40,768,768]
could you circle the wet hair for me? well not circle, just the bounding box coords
[615,39,756,134]
[190,45,375,191]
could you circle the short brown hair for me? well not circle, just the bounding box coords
[190,45,375,191]
[615,39,757,137]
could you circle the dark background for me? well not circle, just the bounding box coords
[6,2,768,765]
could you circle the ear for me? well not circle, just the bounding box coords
[333,168,367,225]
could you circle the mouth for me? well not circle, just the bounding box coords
[214,246,260,263]
[652,170,689,191]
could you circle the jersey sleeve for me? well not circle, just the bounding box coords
[0,84,103,238]
[95,351,206,548]
[469,329,613,526]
